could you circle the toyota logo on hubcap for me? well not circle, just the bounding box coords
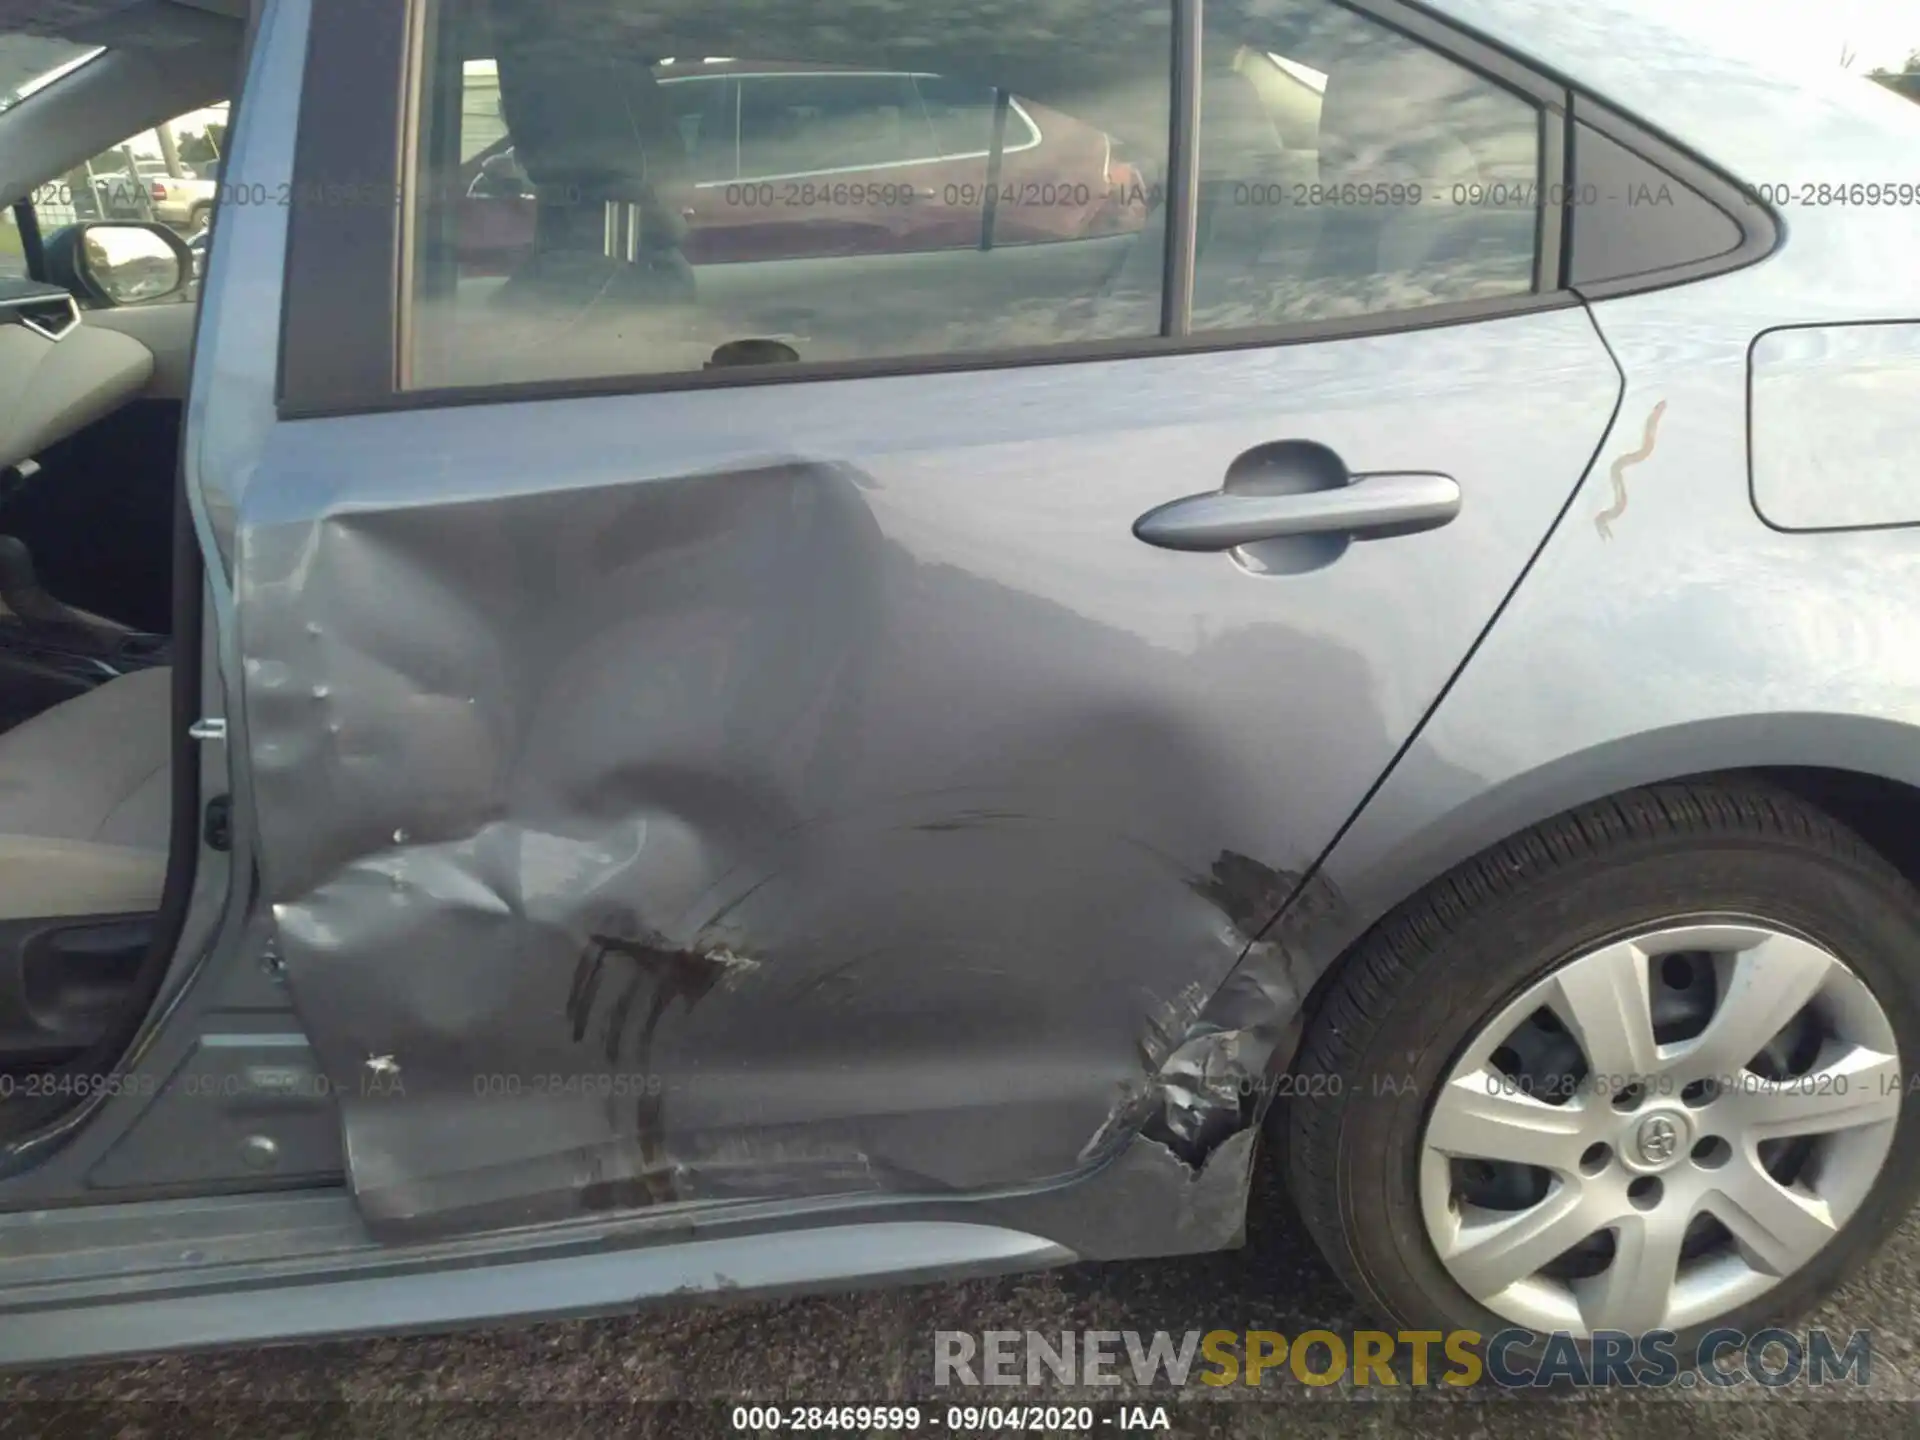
[1636,1114,1680,1166]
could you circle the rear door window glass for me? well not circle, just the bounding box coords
[1191,1,1543,331]
[401,0,1550,394]
[403,0,1173,390]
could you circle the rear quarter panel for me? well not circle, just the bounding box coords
[1281,0,1920,996]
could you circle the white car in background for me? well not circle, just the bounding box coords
[88,154,168,218]
[146,158,216,231]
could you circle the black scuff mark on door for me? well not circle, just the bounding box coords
[908,809,1035,833]
[1086,851,1337,1172]
[565,912,760,1210]
[1187,849,1296,934]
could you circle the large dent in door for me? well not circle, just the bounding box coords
[239,447,1309,1237]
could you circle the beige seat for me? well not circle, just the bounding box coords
[0,666,171,920]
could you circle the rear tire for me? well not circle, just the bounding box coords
[187,202,211,234]
[1286,781,1920,1362]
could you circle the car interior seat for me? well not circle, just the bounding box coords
[0,522,171,924]
[0,664,170,921]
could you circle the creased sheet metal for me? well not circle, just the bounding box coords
[240,456,1268,1234]
[234,307,1617,1240]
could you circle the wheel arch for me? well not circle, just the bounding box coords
[1272,711,1920,1073]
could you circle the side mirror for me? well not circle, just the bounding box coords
[42,221,193,307]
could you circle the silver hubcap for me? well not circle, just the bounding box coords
[1418,923,1901,1336]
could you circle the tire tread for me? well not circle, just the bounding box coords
[1285,779,1894,1328]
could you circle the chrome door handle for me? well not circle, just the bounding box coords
[1132,472,1461,553]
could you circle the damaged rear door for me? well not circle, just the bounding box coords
[239,0,1622,1237]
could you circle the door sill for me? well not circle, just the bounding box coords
[0,1186,1069,1366]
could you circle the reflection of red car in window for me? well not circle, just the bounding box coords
[455,59,1153,277]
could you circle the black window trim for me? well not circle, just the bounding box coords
[1161,0,1201,337]
[1387,3,1778,293]
[278,0,409,414]
[1533,104,1567,296]
[279,0,1592,419]
[1564,92,1781,301]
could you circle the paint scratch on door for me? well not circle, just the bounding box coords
[1594,400,1668,540]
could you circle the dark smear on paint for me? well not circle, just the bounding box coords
[1187,849,1298,939]
[565,914,748,1208]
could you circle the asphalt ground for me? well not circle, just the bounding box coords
[6,1161,1920,1439]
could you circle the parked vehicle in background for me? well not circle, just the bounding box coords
[147,158,217,232]
[24,98,226,236]
[454,57,1154,278]
[89,155,169,220]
